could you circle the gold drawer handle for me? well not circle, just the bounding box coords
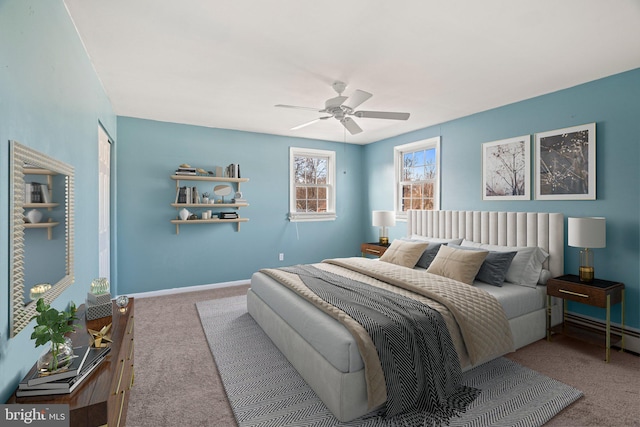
[559,289,589,298]
[365,249,381,254]
[115,359,125,394]
[129,366,135,389]
[128,339,134,360]
[128,317,134,335]
[117,390,126,427]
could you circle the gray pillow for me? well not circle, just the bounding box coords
[415,243,442,269]
[448,244,517,287]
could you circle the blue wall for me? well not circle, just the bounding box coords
[1,0,638,405]
[365,68,640,330]
[0,1,116,402]
[115,118,365,295]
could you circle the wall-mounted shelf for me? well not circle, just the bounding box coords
[24,167,59,239]
[170,174,249,234]
[170,217,249,234]
[170,203,249,209]
[171,174,248,186]
[24,202,59,209]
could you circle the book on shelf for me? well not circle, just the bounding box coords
[25,182,45,204]
[25,346,92,387]
[17,346,111,396]
[219,212,239,219]
[41,184,50,203]
[176,186,187,203]
[225,163,241,178]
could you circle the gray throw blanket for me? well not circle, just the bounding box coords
[281,264,479,425]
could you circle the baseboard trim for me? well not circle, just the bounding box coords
[565,311,640,354]
[124,279,251,300]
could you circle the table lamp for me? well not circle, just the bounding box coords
[568,217,606,282]
[372,210,395,245]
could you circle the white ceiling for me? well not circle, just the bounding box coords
[63,0,640,144]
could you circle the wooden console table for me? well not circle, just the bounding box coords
[8,299,135,427]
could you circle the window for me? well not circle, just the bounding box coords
[289,147,336,222]
[394,137,440,219]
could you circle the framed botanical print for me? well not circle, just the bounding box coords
[535,123,596,200]
[482,135,530,200]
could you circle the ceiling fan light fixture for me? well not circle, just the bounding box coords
[332,81,347,95]
[277,81,410,134]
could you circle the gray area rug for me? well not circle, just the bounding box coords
[197,295,583,427]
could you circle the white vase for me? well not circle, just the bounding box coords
[26,209,43,223]
[179,208,190,221]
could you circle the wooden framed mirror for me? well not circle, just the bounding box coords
[10,141,75,337]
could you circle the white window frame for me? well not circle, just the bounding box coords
[394,137,441,221]
[289,147,336,222]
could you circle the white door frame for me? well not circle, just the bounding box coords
[98,125,111,282]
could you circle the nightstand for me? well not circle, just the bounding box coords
[361,242,389,258]
[546,274,625,362]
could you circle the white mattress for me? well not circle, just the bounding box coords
[250,268,547,375]
[474,281,546,320]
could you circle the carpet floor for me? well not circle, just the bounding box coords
[196,295,583,427]
[126,285,640,427]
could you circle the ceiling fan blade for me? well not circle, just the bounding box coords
[342,90,373,111]
[354,110,410,120]
[290,116,332,130]
[340,117,363,135]
[291,118,321,130]
[324,96,348,110]
[275,104,320,112]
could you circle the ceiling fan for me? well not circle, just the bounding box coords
[275,81,410,135]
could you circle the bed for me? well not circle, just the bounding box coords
[247,210,564,422]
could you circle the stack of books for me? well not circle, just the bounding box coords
[232,196,247,205]
[17,345,111,397]
[219,212,239,220]
[175,186,199,204]
[226,163,241,178]
[175,166,197,176]
[25,182,50,203]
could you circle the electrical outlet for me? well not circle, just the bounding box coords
[279,253,284,261]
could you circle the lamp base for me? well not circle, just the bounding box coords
[579,266,594,282]
[379,237,389,246]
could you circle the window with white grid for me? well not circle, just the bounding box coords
[394,137,440,219]
[289,147,336,222]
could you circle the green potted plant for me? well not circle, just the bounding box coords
[31,298,78,372]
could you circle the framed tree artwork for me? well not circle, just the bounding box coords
[482,135,530,200]
[535,123,596,200]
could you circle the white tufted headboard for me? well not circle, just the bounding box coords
[406,210,564,279]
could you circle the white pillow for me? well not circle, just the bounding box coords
[476,244,549,288]
[410,235,463,245]
[460,239,483,248]
[538,269,552,285]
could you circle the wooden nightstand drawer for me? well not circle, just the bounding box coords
[547,275,623,308]
[546,274,625,362]
[361,242,389,257]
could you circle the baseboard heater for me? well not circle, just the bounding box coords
[565,311,639,355]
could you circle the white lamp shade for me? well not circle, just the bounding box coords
[568,217,606,248]
[372,210,396,227]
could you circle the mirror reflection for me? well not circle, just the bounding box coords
[10,141,75,337]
